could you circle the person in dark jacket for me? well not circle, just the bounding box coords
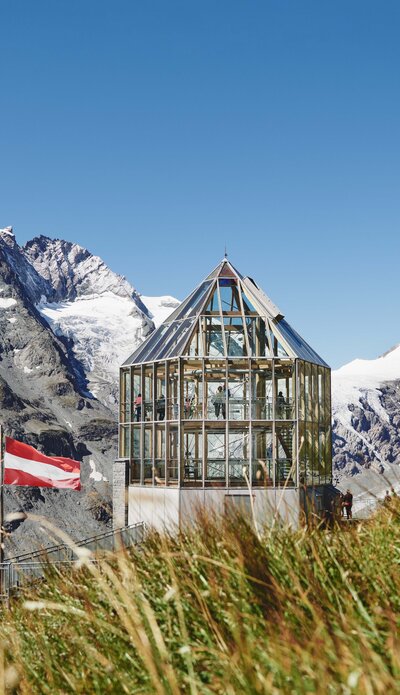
[134,393,142,422]
[343,489,353,519]
[156,394,165,421]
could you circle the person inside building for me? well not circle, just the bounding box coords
[184,396,193,419]
[277,391,286,418]
[156,393,165,421]
[343,489,353,519]
[223,384,231,418]
[134,393,142,422]
[213,386,225,419]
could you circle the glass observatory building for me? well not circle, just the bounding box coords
[113,259,332,529]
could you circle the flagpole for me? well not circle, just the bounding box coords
[0,425,4,599]
[0,425,3,567]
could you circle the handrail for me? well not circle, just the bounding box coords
[6,522,145,563]
[0,522,146,601]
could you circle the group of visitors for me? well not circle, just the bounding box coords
[132,386,289,422]
[133,393,166,422]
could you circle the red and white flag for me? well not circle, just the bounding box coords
[3,437,81,490]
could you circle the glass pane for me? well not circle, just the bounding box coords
[155,426,165,484]
[228,429,249,486]
[173,281,213,320]
[183,361,203,420]
[304,423,313,485]
[251,360,273,419]
[184,282,213,318]
[131,368,142,422]
[204,317,225,356]
[299,422,306,485]
[217,261,237,278]
[305,362,311,422]
[119,425,130,458]
[144,367,153,421]
[240,286,258,314]
[312,364,319,423]
[318,367,325,422]
[298,361,305,421]
[274,361,295,420]
[204,285,221,314]
[151,319,194,360]
[132,426,140,458]
[143,428,153,484]
[269,325,289,358]
[218,279,241,314]
[129,323,170,364]
[167,362,179,421]
[227,362,249,420]
[205,432,226,486]
[129,460,141,484]
[120,369,131,423]
[276,425,295,487]
[155,364,166,421]
[183,430,203,486]
[165,319,197,358]
[224,317,247,356]
[275,318,327,367]
[252,428,273,487]
[205,362,226,420]
[167,428,179,484]
[185,326,204,358]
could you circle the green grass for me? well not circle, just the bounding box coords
[2,503,400,694]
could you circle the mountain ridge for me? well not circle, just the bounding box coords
[0,227,179,554]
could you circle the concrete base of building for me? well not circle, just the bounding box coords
[125,485,304,531]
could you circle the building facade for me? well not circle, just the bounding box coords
[113,260,332,530]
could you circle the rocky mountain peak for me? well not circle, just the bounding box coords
[24,236,149,314]
[0,226,16,244]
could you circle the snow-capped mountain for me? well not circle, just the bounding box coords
[332,345,400,510]
[25,236,180,407]
[0,227,179,554]
[141,295,183,327]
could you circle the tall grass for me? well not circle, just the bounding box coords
[1,503,400,694]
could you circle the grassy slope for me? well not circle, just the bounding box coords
[1,505,400,694]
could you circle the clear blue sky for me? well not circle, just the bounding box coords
[1,0,399,369]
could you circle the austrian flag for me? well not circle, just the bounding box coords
[4,437,81,490]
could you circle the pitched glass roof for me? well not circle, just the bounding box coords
[123,259,328,367]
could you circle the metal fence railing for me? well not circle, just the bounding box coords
[0,522,145,601]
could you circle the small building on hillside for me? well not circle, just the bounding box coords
[113,259,333,530]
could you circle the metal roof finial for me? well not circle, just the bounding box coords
[224,244,228,259]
